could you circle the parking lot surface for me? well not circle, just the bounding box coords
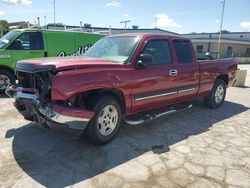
[0,65,250,188]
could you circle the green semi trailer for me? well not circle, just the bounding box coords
[0,29,104,93]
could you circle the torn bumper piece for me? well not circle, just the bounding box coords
[6,86,94,130]
[38,104,94,130]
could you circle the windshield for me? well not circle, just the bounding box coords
[0,30,19,49]
[83,36,140,63]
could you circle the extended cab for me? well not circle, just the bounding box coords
[0,29,104,93]
[6,33,237,145]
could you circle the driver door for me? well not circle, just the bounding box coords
[131,37,179,113]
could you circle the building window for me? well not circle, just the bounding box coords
[246,48,250,57]
[196,45,203,53]
[227,47,233,57]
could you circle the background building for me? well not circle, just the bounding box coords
[182,32,250,59]
[45,24,177,35]
[45,24,250,59]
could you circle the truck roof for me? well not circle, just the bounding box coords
[12,29,187,39]
[108,33,188,40]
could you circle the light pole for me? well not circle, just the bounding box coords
[155,16,158,29]
[53,0,56,24]
[217,0,226,58]
[37,17,40,27]
[44,15,47,26]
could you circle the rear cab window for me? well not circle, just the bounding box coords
[173,39,193,63]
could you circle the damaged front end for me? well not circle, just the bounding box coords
[6,69,94,131]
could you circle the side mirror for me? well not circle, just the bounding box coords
[137,54,154,66]
[205,52,213,60]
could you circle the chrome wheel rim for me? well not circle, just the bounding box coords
[0,75,10,90]
[97,105,118,136]
[215,85,224,104]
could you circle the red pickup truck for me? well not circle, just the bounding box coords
[6,33,237,145]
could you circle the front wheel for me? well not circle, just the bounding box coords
[204,79,226,109]
[0,70,15,94]
[84,95,122,145]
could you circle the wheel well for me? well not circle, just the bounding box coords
[216,74,228,86]
[75,88,126,113]
[0,65,15,77]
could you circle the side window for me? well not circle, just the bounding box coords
[142,39,172,65]
[8,32,44,50]
[173,40,193,63]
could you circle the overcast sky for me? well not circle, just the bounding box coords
[0,0,249,34]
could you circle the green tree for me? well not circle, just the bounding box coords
[218,30,229,34]
[0,20,9,37]
[47,22,64,26]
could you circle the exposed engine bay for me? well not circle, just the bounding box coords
[6,70,93,130]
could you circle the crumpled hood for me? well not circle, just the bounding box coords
[15,57,119,72]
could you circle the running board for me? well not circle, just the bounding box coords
[123,104,192,125]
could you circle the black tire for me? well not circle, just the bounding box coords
[0,70,15,94]
[84,95,122,145]
[204,79,226,109]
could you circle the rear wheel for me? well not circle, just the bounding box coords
[84,95,122,145]
[0,70,15,94]
[204,79,226,109]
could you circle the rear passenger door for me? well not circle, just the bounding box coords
[172,39,199,100]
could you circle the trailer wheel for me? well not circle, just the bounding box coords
[204,79,226,109]
[84,95,122,145]
[0,70,15,94]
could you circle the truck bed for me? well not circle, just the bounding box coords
[197,58,237,96]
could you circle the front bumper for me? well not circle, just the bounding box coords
[6,86,94,130]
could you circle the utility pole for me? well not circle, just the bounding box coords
[37,17,40,27]
[217,0,226,58]
[53,0,56,24]
[80,21,83,31]
[155,16,158,29]
[120,20,131,30]
[44,15,47,26]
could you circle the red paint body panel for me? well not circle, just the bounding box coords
[52,105,94,119]
[18,56,116,71]
[17,33,237,117]
[198,59,237,96]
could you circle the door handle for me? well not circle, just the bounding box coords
[169,69,178,76]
